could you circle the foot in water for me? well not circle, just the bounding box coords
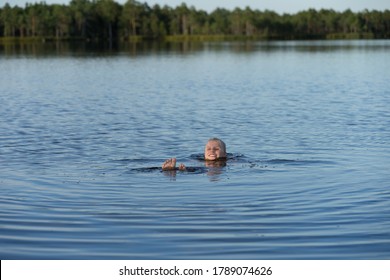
[162,158,186,171]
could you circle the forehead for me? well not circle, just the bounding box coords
[205,140,222,147]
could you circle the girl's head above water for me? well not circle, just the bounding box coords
[162,138,227,171]
[204,138,226,161]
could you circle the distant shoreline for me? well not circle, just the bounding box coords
[1,1,389,42]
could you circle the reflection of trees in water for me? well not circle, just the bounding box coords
[2,40,388,57]
[0,41,206,57]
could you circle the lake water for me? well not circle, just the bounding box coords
[0,40,389,260]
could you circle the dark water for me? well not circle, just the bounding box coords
[1,40,389,259]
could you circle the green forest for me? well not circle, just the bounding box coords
[1,0,389,41]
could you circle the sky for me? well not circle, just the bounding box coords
[3,0,389,14]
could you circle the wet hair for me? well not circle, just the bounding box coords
[207,138,226,154]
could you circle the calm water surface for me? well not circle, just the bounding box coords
[0,40,389,259]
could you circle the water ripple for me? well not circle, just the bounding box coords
[1,40,390,259]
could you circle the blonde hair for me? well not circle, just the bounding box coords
[207,138,226,153]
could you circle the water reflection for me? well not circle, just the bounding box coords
[161,159,227,182]
[204,160,226,182]
[1,40,389,58]
[0,41,205,57]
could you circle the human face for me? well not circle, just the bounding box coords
[204,140,226,161]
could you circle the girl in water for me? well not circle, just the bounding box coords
[162,138,227,171]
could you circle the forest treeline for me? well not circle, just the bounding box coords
[1,0,390,41]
